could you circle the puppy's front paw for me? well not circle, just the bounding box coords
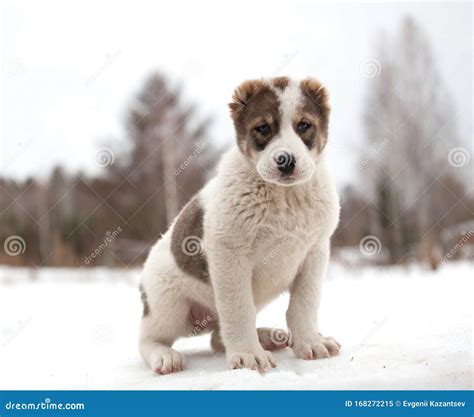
[228,349,276,372]
[292,334,341,360]
[150,347,185,374]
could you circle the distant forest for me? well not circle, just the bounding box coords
[1,18,472,268]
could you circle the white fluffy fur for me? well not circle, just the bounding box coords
[139,78,341,374]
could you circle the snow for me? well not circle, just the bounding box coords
[0,262,472,390]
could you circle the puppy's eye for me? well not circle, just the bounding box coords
[297,121,311,133]
[255,123,271,136]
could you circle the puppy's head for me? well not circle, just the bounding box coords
[229,77,330,186]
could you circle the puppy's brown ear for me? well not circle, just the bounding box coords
[300,78,330,118]
[229,79,266,122]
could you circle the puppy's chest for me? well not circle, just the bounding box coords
[253,227,309,270]
[252,199,323,253]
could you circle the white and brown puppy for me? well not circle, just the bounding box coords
[139,77,341,374]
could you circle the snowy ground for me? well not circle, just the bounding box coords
[0,262,472,390]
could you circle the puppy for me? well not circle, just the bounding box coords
[139,76,341,374]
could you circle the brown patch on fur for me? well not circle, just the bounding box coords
[272,76,290,90]
[299,78,331,152]
[171,196,209,282]
[229,79,281,157]
[139,284,150,317]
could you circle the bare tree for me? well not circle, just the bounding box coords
[362,16,468,264]
[110,72,217,241]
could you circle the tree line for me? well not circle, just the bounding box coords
[1,17,472,268]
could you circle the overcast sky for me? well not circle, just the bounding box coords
[1,0,472,188]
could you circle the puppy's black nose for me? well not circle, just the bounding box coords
[275,151,296,175]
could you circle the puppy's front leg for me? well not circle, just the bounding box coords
[208,248,276,371]
[286,239,341,360]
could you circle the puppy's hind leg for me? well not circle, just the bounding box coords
[210,329,225,353]
[139,289,191,375]
[257,327,290,351]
